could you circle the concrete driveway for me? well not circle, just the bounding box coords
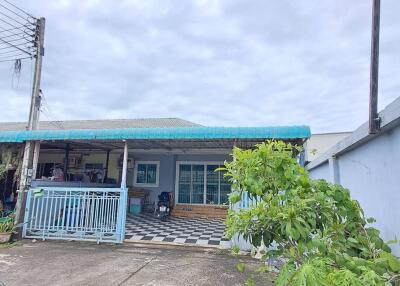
[0,241,274,286]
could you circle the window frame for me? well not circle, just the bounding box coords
[133,160,160,187]
[174,161,229,205]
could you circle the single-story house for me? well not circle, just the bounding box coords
[0,118,310,247]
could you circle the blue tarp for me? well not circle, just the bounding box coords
[0,126,311,143]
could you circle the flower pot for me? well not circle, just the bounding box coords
[0,232,12,243]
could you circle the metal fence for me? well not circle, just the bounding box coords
[22,187,127,243]
[230,191,254,211]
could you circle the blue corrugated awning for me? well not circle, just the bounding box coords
[0,126,311,143]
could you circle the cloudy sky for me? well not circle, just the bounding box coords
[0,0,399,133]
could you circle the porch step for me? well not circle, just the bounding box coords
[171,204,228,219]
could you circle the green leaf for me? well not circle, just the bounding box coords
[380,251,400,272]
[244,277,255,286]
[236,262,246,273]
[230,245,240,256]
[229,192,241,204]
[347,237,358,244]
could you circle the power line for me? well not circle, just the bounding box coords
[0,32,32,39]
[0,0,38,62]
[1,0,36,20]
[0,49,30,56]
[0,36,32,55]
[0,36,33,45]
[41,94,65,130]
[0,38,34,48]
[0,26,34,35]
[0,2,33,23]
[0,17,34,36]
[0,55,30,62]
[0,9,30,27]
[0,39,35,50]
[0,53,25,60]
[0,46,34,54]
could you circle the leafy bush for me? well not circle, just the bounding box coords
[222,140,400,285]
[0,218,14,233]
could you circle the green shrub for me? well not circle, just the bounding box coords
[0,219,14,233]
[221,140,400,286]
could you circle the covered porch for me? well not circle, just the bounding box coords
[0,126,310,244]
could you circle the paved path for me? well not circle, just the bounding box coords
[125,214,230,248]
[0,241,274,286]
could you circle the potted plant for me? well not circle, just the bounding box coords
[0,217,14,243]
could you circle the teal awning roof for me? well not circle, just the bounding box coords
[0,126,310,143]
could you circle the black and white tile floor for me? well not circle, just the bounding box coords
[124,214,231,248]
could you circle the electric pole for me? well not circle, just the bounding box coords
[368,0,381,134]
[14,17,45,225]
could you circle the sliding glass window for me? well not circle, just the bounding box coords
[177,163,230,205]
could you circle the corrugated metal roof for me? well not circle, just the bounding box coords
[0,118,201,131]
[0,126,311,143]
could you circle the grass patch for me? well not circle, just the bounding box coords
[0,240,22,248]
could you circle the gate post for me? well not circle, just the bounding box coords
[116,140,129,242]
[22,189,32,238]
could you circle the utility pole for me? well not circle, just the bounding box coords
[368,0,381,134]
[14,17,45,225]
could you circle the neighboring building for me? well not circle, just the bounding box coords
[304,132,351,163]
[0,118,310,246]
[307,96,400,256]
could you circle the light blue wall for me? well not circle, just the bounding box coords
[308,126,400,256]
[308,162,330,181]
[128,153,231,204]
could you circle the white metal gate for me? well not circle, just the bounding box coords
[22,187,127,243]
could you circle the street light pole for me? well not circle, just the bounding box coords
[14,17,46,225]
[368,0,381,134]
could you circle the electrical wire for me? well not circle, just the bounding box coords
[0,37,32,55]
[0,2,33,23]
[0,55,30,62]
[1,0,36,20]
[0,0,38,62]
[0,33,34,43]
[0,42,35,53]
[0,31,33,40]
[0,0,36,92]
[0,17,34,36]
[0,40,34,49]
[0,9,30,27]
[0,37,33,45]
[0,49,28,56]
[0,26,34,35]
[41,94,65,130]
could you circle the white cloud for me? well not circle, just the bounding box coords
[0,0,399,133]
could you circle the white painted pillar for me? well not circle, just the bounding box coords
[328,156,340,185]
[31,141,41,180]
[121,140,128,189]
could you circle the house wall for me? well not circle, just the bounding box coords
[304,132,351,162]
[307,96,400,256]
[37,150,231,206]
[129,152,230,204]
[308,161,330,181]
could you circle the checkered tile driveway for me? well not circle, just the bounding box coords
[124,214,231,248]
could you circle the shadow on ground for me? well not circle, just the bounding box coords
[0,240,274,286]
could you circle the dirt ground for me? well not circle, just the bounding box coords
[0,240,274,286]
